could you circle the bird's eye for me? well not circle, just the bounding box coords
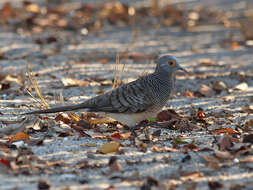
[168,60,175,66]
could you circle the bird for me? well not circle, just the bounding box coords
[23,55,187,127]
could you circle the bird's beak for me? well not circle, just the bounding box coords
[178,66,188,73]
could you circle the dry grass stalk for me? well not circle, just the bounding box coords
[112,27,140,89]
[26,61,50,109]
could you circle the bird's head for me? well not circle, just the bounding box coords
[156,55,187,74]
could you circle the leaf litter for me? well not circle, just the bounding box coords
[0,0,253,190]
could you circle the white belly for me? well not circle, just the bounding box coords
[100,110,159,126]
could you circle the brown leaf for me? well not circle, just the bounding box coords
[1,2,12,17]
[119,132,131,140]
[127,52,149,60]
[213,149,233,160]
[201,155,221,170]
[210,128,239,135]
[110,132,120,139]
[234,82,248,91]
[183,90,194,97]
[0,83,10,90]
[76,119,91,129]
[180,171,204,181]
[198,84,215,97]
[182,144,199,152]
[208,181,223,189]
[9,132,30,143]
[219,136,239,151]
[0,158,11,168]
[150,145,178,153]
[243,134,253,143]
[61,77,89,87]
[38,179,51,190]
[108,156,122,174]
[197,109,206,119]
[55,114,71,124]
[98,141,120,154]
[239,156,253,163]
[212,81,227,92]
[199,58,217,67]
[157,109,180,121]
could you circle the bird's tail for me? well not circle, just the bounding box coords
[22,104,85,115]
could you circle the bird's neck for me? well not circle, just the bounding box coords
[153,70,174,88]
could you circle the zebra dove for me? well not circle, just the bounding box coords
[23,55,187,126]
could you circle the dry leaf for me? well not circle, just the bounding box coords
[0,158,11,168]
[212,81,227,92]
[210,128,239,135]
[98,141,120,154]
[9,132,30,143]
[157,109,180,121]
[213,149,233,160]
[150,145,178,153]
[126,52,149,60]
[38,179,51,190]
[182,144,199,152]
[61,77,89,87]
[199,58,217,67]
[183,90,194,97]
[208,181,223,189]
[108,156,122,174]
[234,82,248,91]
[219,136,239,151]
[243,134,253,143]
[55,114,71,124]
[198,84,215,97]
[180,171,204,181]
[239,156,253,163]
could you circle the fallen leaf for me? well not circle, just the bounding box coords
[0,158,11,168]
[38,179,51,190]
[198,84,215,97]
[9,132,30,143]
[234,82,248,91]
[77,119,91,129]
[243,134,253,143]
[212,81,227,92]
[197,109,206,119]
[98,141,120,154]
[210,128,239,135]
[174,137,188,145]
[127,52,149,60]
[183,90,194,97]
[199,58,217,67]
[81,143,97,147]
[208,181,223,189]
[219,136,233,151]
[239,156,253,163]
[157,109,180,121]
[119,132,131,140]
[110,132,120,139]
[108,156,122,174]
[61,77,89,87]
[55,114,71,124]
[150,145,178,153]
[182,144,199,152]
[180,171,204,181]
[1,2,12,17]
[214,149,233,160]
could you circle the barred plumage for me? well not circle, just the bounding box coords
[23,55,187,126]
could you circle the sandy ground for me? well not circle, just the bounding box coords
[0,0,253,190]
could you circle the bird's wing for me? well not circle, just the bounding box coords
[84,79,153,113]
